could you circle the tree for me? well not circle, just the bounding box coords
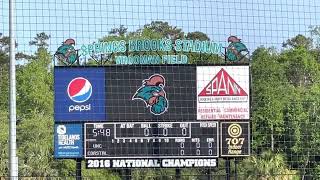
[109,25,128,37]
[16,48,53,115]
[0,35,10,110]
[282,34,313,50]
[239,151,299,179]
[309,25,320,48]
[0,35,10,53]
[186,31,210,41]
[29,32,51,50]
[251,37,320,178]
[97,22,224,65]
[281,81,320,178]
[279,46,320,87]
[251,47,290,152]
[142,21,184,41]
[17,112,58,177]
[0,111,9,176]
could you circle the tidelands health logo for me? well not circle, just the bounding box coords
[67,77,92,112]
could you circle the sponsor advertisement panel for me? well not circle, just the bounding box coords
[220,122,250,157]
[54,67,106,121]
[54,123,83,158]
[197,66,250,120]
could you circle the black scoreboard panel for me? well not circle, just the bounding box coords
[105,66,197,121]
[85,121,218,158]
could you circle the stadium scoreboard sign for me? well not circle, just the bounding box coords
[53,65,251,168]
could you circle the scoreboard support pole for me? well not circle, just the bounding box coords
[76,159,82,180]
[119,169,131,180]
[175,169,181,180]
[124,169,131,180]
[207,169,212,180]
[234,158,238,180]
[225,158,231,180]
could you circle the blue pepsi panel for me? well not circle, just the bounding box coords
[54,67,106,121]
[54,123,83,158]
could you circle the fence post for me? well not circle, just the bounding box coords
[76,159,82,180]
[207,168,212,180]
[234,158,238,180]
[175,168,181,180]
[125,169,131,180]
[225,158,230,180]
[9,0,19,179]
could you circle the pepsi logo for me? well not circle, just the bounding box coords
[67,77,92,103]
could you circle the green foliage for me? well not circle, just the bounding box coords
[109,25,128,37]
[251,35,320,178]
[0,53,9,110]
[0,35,11,53]
[95,22,224,65]
[239,151,300,180]
[142,21,184,41]
[16,48,53,115]
[0,111,9,176]
[131,168,202,180]
[280,47,320,87]
[186,31,210,41]
[82,165,121,180]
[251,47,290,151]
[283,34,313,50]
[29,32,51,50]
[17,112,58,177]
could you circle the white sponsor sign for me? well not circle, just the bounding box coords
[197,66,250,120]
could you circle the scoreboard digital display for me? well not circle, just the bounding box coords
[85,121,219,159]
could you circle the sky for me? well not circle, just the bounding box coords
[1,0,320,55]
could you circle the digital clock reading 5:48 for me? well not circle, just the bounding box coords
[92,128,111,137]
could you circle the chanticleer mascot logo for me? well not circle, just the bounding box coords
[55,38,78,65]
[132,74,169,115]
[226,36,249,62]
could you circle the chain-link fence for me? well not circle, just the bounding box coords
[1,0,320,179]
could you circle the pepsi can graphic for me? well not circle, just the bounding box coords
[54,67,106,121]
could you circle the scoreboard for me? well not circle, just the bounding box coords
[85,122,219,159]
[54,65,251,168]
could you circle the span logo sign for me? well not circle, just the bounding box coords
[54,67,106,121]
[132,74,168,115]
[198,68,248,103]
[197,66,250,120]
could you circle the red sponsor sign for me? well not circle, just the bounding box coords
[197,66,250,120]
[198,68,248,103]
